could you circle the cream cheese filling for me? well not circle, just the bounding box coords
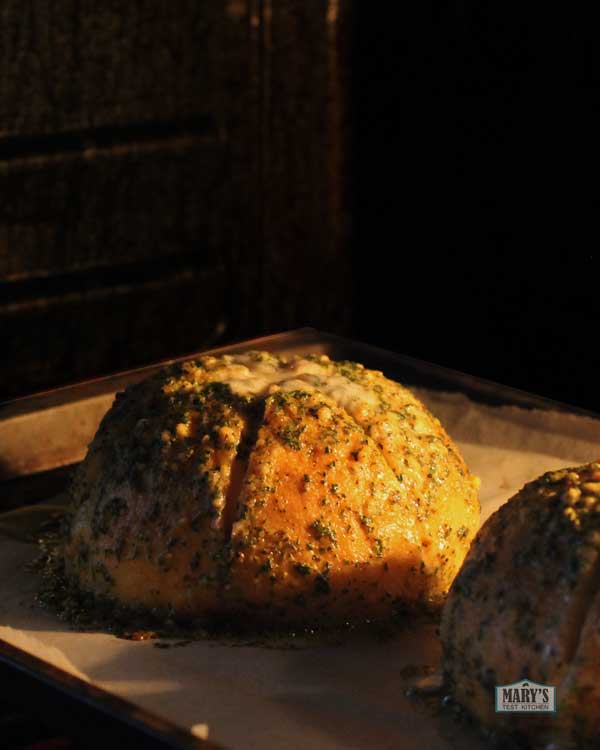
[200,354,380,417]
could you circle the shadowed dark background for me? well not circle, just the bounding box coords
[355,4,598,412]
[1,2,597,412]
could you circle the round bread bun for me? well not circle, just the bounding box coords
[441,461,600,745]
[63,351,479,627]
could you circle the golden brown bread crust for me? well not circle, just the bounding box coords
[63,351,479,626]
[441,461,600,744]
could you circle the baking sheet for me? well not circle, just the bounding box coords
[1,388,599,750]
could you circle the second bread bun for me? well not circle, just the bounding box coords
[441,461,600,745]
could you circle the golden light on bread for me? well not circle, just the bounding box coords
[441,461,600,744]
[63,351,479,626]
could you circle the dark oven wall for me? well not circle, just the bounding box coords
[355,3,599,413]
[0,1,354,401]
[3,3,597,413]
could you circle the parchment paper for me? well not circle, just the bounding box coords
[1,391,599,750]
